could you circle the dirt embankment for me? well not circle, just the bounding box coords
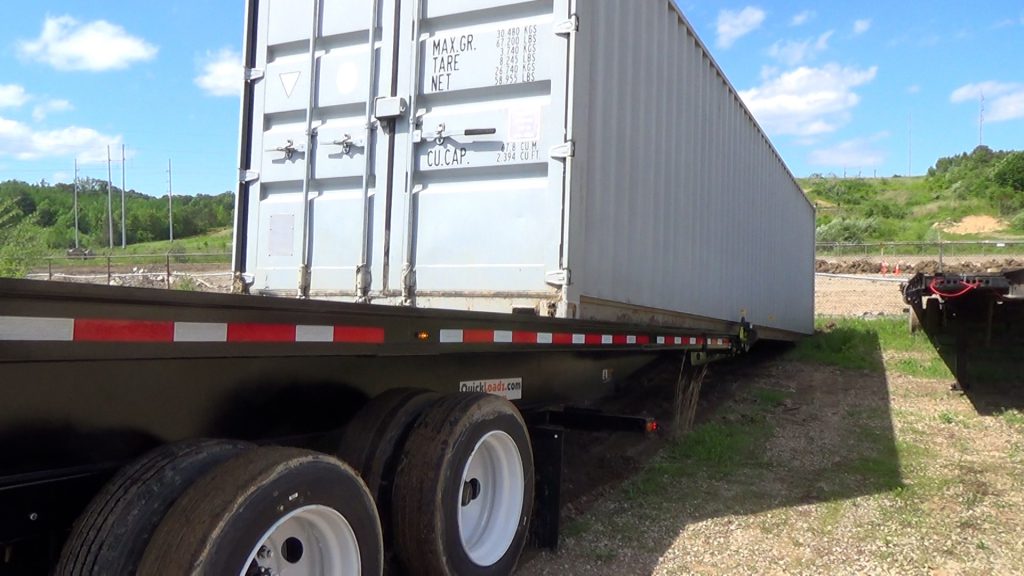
[816,258,1024,275]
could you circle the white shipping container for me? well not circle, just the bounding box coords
[235,0,815,340]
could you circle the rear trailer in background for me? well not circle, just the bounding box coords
[1,0,812,574]
[902,269,1024,387]
[236,0,815,341]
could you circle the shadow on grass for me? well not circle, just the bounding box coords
[915,298,1024,415]
[522,328,902,574]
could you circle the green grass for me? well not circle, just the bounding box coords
[999,409,1024,428]
[749,387,792,408]
[787,320,887,371]
[41,228,232,268]
[670,419,766,470]
[790,318,960,380]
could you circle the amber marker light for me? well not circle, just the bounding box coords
[416,331,431,341]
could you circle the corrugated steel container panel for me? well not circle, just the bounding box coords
[565,1,814,337]
[237,0,814,339]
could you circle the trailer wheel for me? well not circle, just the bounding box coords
[338,388,439,570]
[55,438,252,576]
[137,446,382,576]
[338,388,439,500]
[392,393,533,576]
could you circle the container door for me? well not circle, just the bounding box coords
[389,0,574,303]
[241,0,396,297]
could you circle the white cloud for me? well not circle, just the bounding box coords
[853,19,872,35]
[18,16,157,72]
[717,7,766,49]
[195,49,243,97]
[790,10,814,26]
[951,81,1024,122]
[906,84,921,94]
[767,31,833,66]
[0,115,120,162]
[0,85,29,108]
[809,133,888,168]
[739,64,878,137]
[32,99,73,122]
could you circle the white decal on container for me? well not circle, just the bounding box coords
[459,378,523,400]
[507,107,541,143]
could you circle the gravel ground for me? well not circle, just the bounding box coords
[518,344,1024,576]
[815,275,908,317]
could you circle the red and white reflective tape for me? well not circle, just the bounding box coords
[0,316,385,344]
[440,328,728,348]
[0,315,730,349]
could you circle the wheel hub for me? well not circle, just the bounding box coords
[457,430,525,567]
[241,505,361,576]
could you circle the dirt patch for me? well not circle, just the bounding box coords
[815,275,905,317]
[943,215,1008,235]
[518,342,1024,575]
[815,258,1024,275]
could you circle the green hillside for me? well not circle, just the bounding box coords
[0,179,234,277]
[803,146,1024,243]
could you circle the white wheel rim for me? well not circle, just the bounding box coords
[457,430,525,567]
[240,504,360,576]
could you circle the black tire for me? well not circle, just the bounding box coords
[392,393,534,576]
[137,446,383,576]
[54,439,252,576]
[338,388,440,500]
[338,388,440,572]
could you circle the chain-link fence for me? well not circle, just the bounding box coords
[817,240,1024,275]
[5,242,1020,316]
[21,252,233,292]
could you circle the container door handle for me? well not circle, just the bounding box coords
[325,134,365,155]
[266,139,303,160]
[433,123,497,144]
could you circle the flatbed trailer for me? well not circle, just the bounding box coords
[0,277,747,575]
[903,269,1024,387]
[0,0,815,572]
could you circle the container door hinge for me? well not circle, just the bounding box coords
[355,265,372,302]
[549,141,575,159]
[238,169,260,183]
[546,269,571,286]
[297,265,311,299]
[554,15,579,35]
[245,68,264,82]
[401,265,416,306]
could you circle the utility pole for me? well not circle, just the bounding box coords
[979,91,985,147]
[73,158,80,250]
[167,159,174,243]
[106,145,114,250]
[121,145,127,248]
[907,112,912,177]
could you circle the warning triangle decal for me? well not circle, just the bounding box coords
[280,71,301,98]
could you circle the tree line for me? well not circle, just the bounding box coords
[0,178,234,251]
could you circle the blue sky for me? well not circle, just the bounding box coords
[0,2,1022,197]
